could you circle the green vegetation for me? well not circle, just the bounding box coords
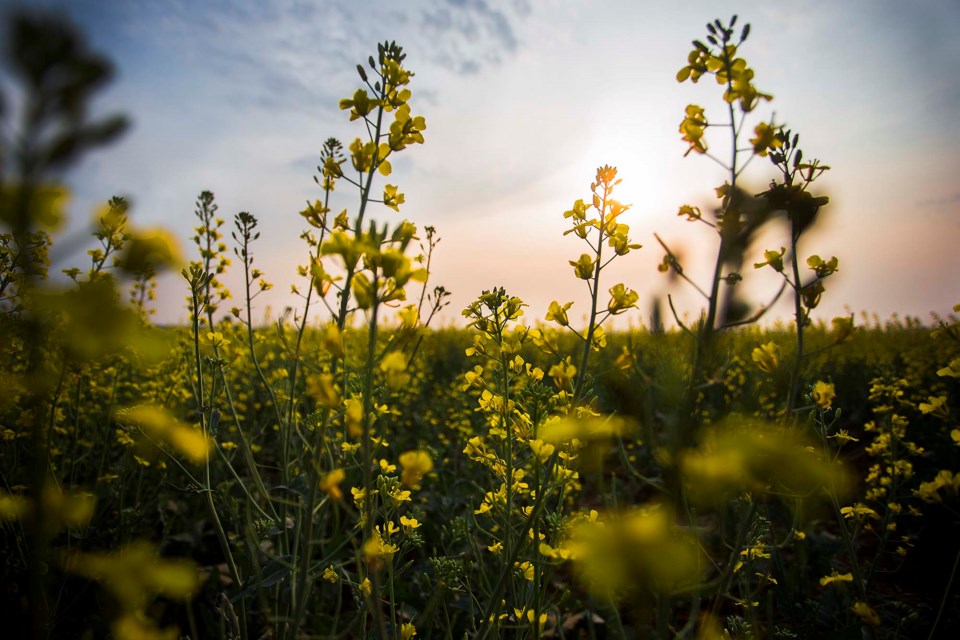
[2,10,959,640]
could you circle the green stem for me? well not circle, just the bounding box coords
[928,541,960,640]
[786,231,804,418]
[573,183,610,406]
[191,285,249,640]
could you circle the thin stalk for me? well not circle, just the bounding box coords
[190,285,249,640]
[239,222,284,444]
[573,195,606,406]
[786,231,804,417]
[676,44,740,459]
[388,562,398,638]
[361,282,381,540]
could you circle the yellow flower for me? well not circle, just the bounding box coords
[829,430,859,445]
[399,450,433,487]
[819,571,854,587]
[359,577,372,596]
[812,381,836,410]
[320,322,345,358]
[807,254,839,278]
[917,470,960,503]
[937,358,960,378]
[389,489,412,506]
[607,283,639,315]
[840,504,879,520]
[539,542,575,561]
[546,300,572,327]
[564,198,590,222]
[306,374,340,409]
[514,607,548,631]
[515,561,534,581]
[322,566,339,583]
[751,342,779,373]
[851,601,880,627]
[528,439,556,463]
[119,405,211,464]
[400,622,417,640]
[319,469,346,501]
[679,104,708,155]
[540,415,631,445]
[547,358,577,392]
[919,395,948,418]
[380,459,397,474]
[400,515,421,529]
[561,505,701,599]
[754,247,785,273]
[569,253,595,280]
[0,491,29,522]
[832,316,855,342]
[118,227,184,274]
[380,351,409,389]
[344,397,364,439]
[339,88,380,121]
[66,541,199,613]
[750,121,781,156]
[0,183,68,231]
[383,184,405,212]
[205,331,230,348]
[678,204,702,222]
[363,530,399,567]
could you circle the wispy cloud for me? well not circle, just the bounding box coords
[419,0,529,74]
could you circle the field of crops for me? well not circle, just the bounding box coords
[3,9,960,640]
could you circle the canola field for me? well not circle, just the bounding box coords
[2,10,959,640]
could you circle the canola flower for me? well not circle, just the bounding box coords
[117,405,212,464]
[4,12,960,640]
[561,505,703,599]
[399,449,433,487]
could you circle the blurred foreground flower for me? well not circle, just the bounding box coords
[560,505,702,599]
[118,405,212,464]
[541,415,636,471]
[117,227,184,274]
[680,417,850,505]
[540,415,633,445]
[0,485,94,534]
[66,541,199,640]
[399,449,433,487]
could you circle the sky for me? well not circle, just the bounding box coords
[6,0,960,328]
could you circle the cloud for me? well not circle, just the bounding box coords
[419,0,528,74]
